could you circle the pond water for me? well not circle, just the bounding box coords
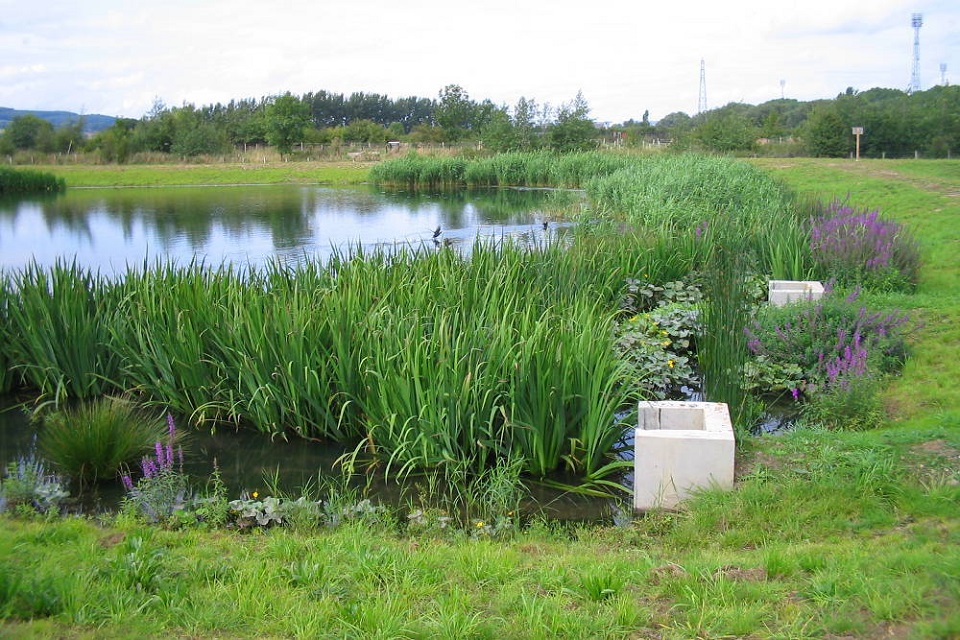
[0,184,618,521]
[0,184,571,275]
[0,398,623,521]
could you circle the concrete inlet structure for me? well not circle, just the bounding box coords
[768,280,825,306]
[633,401,735,512]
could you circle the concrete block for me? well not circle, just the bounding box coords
[768,280,825,306]
[634,401,735,512]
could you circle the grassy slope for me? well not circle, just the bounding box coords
[2,158,958,639]
[752,158,960,424]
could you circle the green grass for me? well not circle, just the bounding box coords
[31,161,370,188]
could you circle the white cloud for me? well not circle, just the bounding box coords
[1,0,956,121]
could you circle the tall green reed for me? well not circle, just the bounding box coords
[2,236,651,484]
[374,151,634,189]
[5,261,123,403]
[0,272,12,393]
[0,166,65,195]
[585,154,812,279]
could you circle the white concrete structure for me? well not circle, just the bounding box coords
[633,401,735,512]
[768,280,825,306]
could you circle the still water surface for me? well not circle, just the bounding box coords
[0,184,567,274]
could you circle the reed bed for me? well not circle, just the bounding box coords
[0,166,65,195]
[371,151,634,189]
[585,154,813,280]
[2,238,661,483]
[4,261,124,402]
[0,273,11,394]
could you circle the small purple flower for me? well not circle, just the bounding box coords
[791,388,800,401]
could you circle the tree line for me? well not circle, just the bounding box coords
[1,83,957,161]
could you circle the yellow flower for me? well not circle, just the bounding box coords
[252,491,259,499]
[476,520,485,528]
[667,359,675,368]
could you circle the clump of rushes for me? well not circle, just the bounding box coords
[371,150,633,189]
[0,166,65,195]
[38,397,170,488]
[810,199,921,291]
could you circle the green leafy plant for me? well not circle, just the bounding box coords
[0,448,69,514]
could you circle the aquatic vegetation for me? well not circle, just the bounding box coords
[38,397,168,486]
[121,415,193,524]
[0,448,68,514]
[810,199,921,291]
[0,166,65,195]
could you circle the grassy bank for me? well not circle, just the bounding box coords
[2,158,959,638]
[31,161,371,188]
[751,158,960,424]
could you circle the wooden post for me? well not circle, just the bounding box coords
[852,127,864,161]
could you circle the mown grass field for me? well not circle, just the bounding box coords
[2,157,958,639]
[32,161,371,187]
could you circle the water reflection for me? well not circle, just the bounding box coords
[0,185,570,275]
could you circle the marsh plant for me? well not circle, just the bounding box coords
[0,166,66,195]
[38,396,169,487]
[744,288,910,427]
[810,199,921,291]
[0,448,69,514]
[121,415,194,524]
[616,279,702,398]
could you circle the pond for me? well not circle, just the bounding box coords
[0,183,619,520]
[0,398,623,521]
[0,184,572,275]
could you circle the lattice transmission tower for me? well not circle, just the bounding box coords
[698,59,708,114]
[909,13,923,93]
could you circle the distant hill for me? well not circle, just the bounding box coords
[0,107,116,134]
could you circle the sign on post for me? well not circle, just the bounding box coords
[852,127,864,161]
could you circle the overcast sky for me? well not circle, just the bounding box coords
[2,0,957,124]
